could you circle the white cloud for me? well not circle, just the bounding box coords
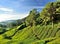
[0,6,28,22]
[0,13,28,22]
[0,7,13,12]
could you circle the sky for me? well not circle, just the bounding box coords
[0,0,56,22]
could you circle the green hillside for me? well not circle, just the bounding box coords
[0,1,60,44]
[0,24,60,44]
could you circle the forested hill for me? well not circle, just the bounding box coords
[0,2,60,44]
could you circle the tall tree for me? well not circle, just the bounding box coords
[40,2,56,29]
[47,2,56,29]
[25,9,39,26]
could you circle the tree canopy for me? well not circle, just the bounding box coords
[25,9,40,26]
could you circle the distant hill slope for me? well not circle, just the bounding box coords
[0,18,26,28]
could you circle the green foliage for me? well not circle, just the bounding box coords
[40,2,60,25]
[25,9,40,26]
[0,28,6,34]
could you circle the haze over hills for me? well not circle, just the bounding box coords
[0,18,26,30]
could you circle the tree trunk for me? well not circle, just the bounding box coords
[52,16,54,29]
[44,18,46,29]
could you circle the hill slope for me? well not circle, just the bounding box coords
[0,23,60,44]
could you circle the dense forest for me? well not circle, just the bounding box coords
[0,1,60,44]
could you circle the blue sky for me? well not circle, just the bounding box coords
[0,0,56,22]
